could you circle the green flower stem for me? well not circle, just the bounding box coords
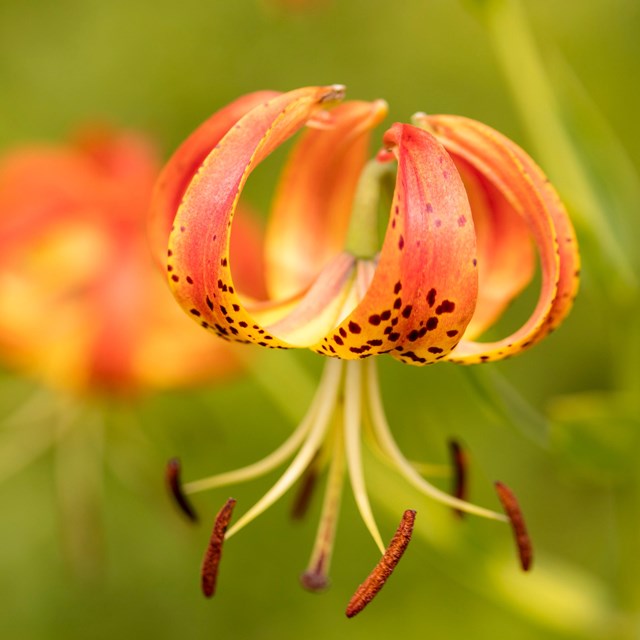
[345,159,396,258]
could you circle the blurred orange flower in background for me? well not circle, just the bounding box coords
[0,126,265,396]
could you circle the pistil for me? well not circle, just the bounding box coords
[300,421,346,591]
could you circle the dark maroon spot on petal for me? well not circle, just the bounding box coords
[221,258,228,267]
[435,300,455,315]
[388,332,400,342]
[340,327,348,338]
[171,275,179,282]
[348,321,362,334]
[220,306,227,315]
[446,329,459,337]
[426,288,437,307]
[232,304,240,312]
[393,298,402,310]
[394,281,402,295]
[334,335,344,346]
[367,339,383,347]
[186,276,194,285]
[167,249,173,257]
[398,235,405,250]
[369,314,381,326]
[426,317,438,331]
[407,330,420,342]
[190,309,201,317]
[381,310,392,321]
[402,305,413,319]
[167,265,173,272]
[428,347,444,354]
[239,321,248,328]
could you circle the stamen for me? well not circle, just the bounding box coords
[345,509,416,618]
[365,359,508,522]
[201,498,236,597]
[344,361,385,553]
[224,359,343,540]
[166,458,198,522]
[300,425,345,592]
[495,482,533,571]
[449,439,468,518]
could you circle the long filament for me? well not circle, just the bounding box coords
[225,358,344,540]
[364,359,508,523]
[184,392,318,494]
[344,360,385,553]
[301,418,346,589]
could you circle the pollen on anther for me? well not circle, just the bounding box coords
[201,498,237,598]
[495,482,533,572]
[345,510,416,618]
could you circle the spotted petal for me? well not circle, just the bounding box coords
[166,86,356,349]
[312,123,479,365]
[148,89,278,297]
[418,115,580,364]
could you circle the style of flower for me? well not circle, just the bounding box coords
[150,85,580,616]
[0,125,265,395]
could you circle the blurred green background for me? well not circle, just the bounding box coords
[1,0,639,638]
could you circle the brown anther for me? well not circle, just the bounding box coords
[201,498,236,597]
[291,465,319,520]
[345,509,416,618]
[166,458,198,522]
[495,482,533,571]
[449,439,468,518]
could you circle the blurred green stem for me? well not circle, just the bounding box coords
[476,0,637,297]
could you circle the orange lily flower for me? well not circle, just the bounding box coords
[0,126,265,396]
[150,86,580,615]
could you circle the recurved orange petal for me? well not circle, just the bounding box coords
[419,115,579,363]
[311,123,479,364]
[453,155,535,339]
[148,90,278,268]
[166,85,350,349]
